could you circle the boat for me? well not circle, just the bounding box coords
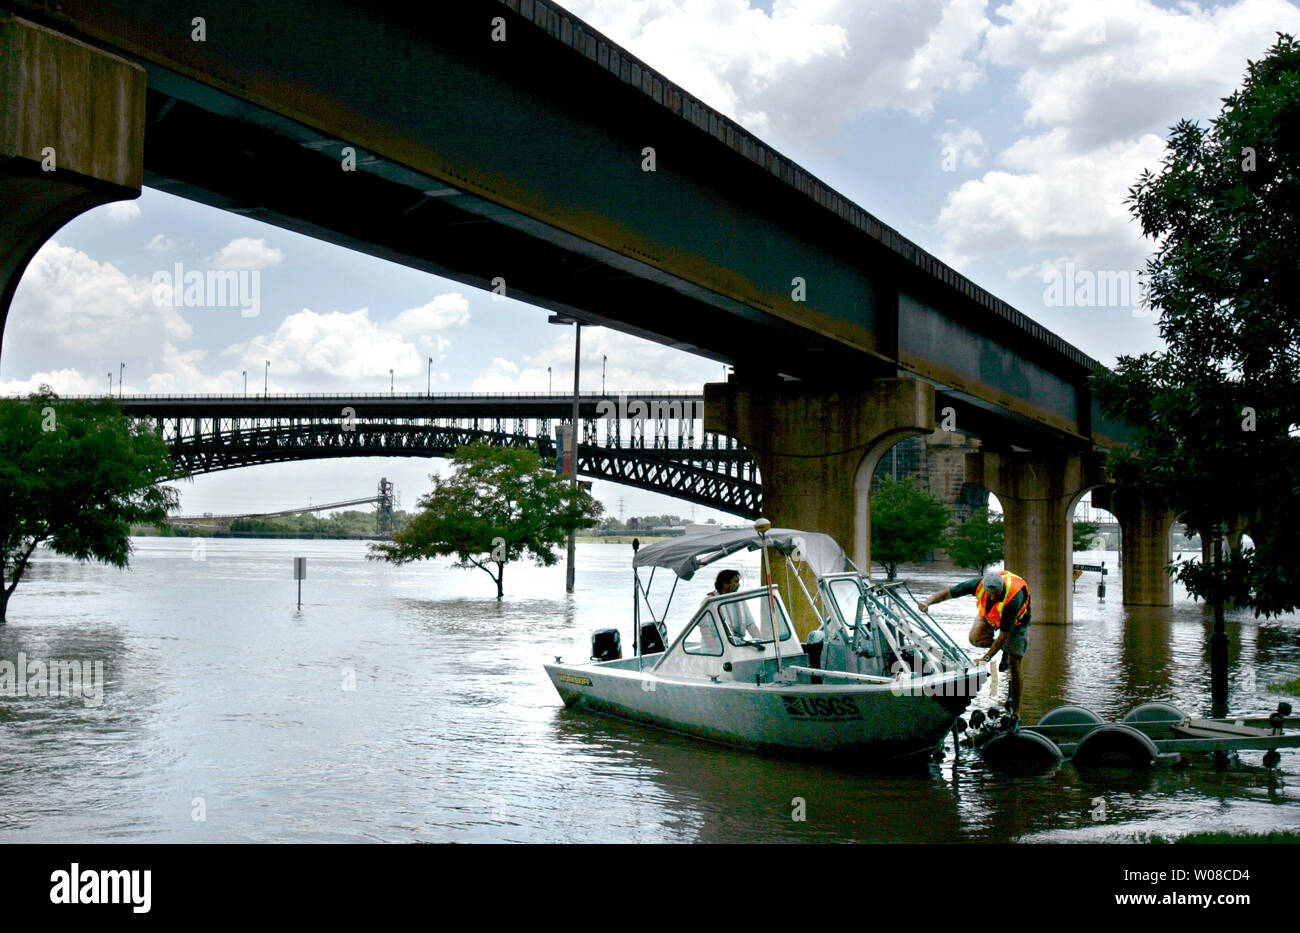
[544,519,988,766]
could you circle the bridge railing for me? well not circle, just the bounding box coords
[37,390,706,401]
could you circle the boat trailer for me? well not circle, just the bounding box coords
[959,700,1299,770]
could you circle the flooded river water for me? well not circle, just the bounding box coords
[1,538,1297,843]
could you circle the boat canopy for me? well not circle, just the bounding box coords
[633,527,848,580]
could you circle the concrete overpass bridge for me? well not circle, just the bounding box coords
[0,1,1171,620]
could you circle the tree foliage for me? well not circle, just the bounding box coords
[1073,520,1101,553]
[1091,34,1300,616]
[0,389,180,621]
[871,476,950,580]
[367,441,602,597]
[944,508,1004,573]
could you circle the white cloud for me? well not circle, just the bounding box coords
[931,0,1300,271]
[210,237,284,270]
[939,125,985,171]
[563,0,989,146]
[936,131,1165,266]
[984,0,1300,152]
[0,367,105,396]
[9,240,192,359]
[391,294,471,359]
[221,304,469,392]
[144,233,176,252]
[473,327,721,393]
[472,357,532,392]
[103,201,141,223]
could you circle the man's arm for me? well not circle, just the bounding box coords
[917,588,951,613]
[981,628,1011,663]
[919,578,979,613]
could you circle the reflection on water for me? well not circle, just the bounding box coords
[0,540,1297,842]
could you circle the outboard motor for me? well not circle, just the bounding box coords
[639,622,666,655]
[591,628,622,661]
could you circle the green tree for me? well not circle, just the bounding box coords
[1073,520,1101,553]
[0,389,180,622]
[871,476,950,580]
[1091,33,1300,615]
[944,508,1004,573]
[367,441,602,597]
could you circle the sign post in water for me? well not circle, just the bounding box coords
[294,557,306,610]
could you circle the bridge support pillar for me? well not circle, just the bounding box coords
[1092,487,1175,607]
[967,449,1106,624]
[704,377,935,587]
[0,16,145,357]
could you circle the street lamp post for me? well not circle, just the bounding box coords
[548,315,584,594]
[602,354,606,395]
[264,360,269,397]
[547,366,552,394]
[567,322,581,594]
[390,368,394,395]
[119,363,124,397]
[242,370,247,395]
[107,372,112,396]
[427,357,433,396]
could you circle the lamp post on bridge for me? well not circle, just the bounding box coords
[119,363,124,397]
[264,360,269,398]
[107,372,112,396]
[602,355,606,395]
[242,370,247,395]
[427,357,433,396]
[390,368,394,396]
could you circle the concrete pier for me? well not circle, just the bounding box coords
[1092,486,1175,607]
[0,15,145,355]
[704,377,935,575]
[967,449,1106,624]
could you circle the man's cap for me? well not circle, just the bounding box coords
[982,571,1005,595]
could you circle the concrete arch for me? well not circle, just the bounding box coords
[1,18,145,359]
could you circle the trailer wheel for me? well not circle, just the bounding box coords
[1121,702,1188,726]
[1036,705,1104,728]
[979,729,1063,770]
[1071,724,1159,769]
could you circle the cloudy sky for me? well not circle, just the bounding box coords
[3,0,1297,519]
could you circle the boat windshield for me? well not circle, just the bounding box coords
[827,577,865,632]
[712,588,794,646]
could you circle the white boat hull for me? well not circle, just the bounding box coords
[546,660,986,766]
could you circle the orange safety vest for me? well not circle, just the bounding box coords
[975,571,1029,629]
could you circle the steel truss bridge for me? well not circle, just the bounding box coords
[99,392,761,517]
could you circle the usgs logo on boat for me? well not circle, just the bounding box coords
[781,696,862,721]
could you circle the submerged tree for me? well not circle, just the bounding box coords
[1091,33,1300,616]
[944,508,1004,574]
[367,441,602,597]
[871,476,950,580]
[1073,520,1101,553]
[0,389,179,622]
